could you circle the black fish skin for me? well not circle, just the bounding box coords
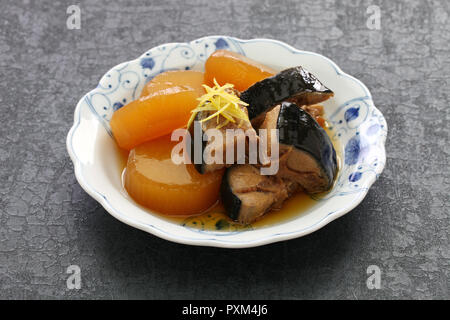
[277,102,337,188]
[240,66,333,120]
[220,169,241,221]
[187,113,208,174]
[221,103,337,222]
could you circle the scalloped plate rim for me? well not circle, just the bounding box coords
[66,36,387,248]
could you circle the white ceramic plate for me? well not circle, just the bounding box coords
[67,36,387,248]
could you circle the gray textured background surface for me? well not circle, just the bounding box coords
[0,0,449,299]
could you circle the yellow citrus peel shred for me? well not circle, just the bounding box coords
[187,79,250,129]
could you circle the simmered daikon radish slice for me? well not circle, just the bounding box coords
[140,70,204,98]
[111,70,205,150]
[205,50,275,91]
[124,135,224,215]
